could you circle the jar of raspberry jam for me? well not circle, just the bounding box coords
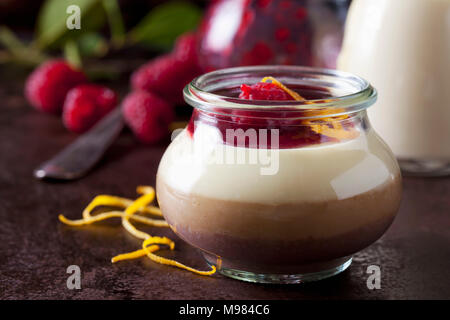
[198,0,350,71]
[156,66,402,283]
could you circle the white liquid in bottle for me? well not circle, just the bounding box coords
[338,0,450,175]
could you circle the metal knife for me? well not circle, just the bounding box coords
[34,107,124,180]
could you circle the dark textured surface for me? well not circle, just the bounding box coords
[0,70,449,300]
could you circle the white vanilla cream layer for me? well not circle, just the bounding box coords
[157,125,400,204]
[338,0,450,160]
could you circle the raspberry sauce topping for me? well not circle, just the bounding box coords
[187,77,357,149]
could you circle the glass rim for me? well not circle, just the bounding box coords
[183,65,377,119]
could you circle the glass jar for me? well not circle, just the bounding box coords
[156,66,402,283]
[198,0,350,71]
[338,0,450,176]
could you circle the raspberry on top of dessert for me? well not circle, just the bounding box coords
[187,76,358,148]
[239,82,294,101]
[239,76,304,101]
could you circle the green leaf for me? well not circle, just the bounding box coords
[129,1,202,49]
[101,0,125,47]
[77,32,108,57]
[64,40,82,68]
[0,26,28,53]
[0,26,47,65]
[36,0,106,49]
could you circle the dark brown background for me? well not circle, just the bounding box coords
[0,66,449,300]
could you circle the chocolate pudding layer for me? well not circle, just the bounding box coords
[157,176,401,274]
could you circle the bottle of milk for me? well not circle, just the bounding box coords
[338,0,450,176]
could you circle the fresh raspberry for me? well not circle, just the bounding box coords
[131,33,202,105]
[122,91,174,144]
[25,59,87,114]
[131,54,199,105]
[173,32,200,69]
[239,82,294,100]
[62,85,117,133]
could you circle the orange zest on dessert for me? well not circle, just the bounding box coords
[261,77,359,141]
[261,76,305,101]
[58,186,216,276]
[304,117,359,140]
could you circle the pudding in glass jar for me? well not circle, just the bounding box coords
[156,66,402,283]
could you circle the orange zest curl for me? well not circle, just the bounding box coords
[261,76,305,101]
[303,116,359,140]
[261,76,359,141]
[142,237,216,276]
[59,186,216,276]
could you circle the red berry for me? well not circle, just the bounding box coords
[173,32,200,69]
[239,82,294,100]
[131,54,200,105]
[131,32,202,105]
[122,91,174,144]
[25,59,87,114]
[62,85,117,133]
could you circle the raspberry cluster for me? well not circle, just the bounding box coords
[131,32,201,105]
[125,32,201,142]
[24,32,200,143]
[25,59,117,134]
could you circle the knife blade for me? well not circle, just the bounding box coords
[34,107,124,180]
